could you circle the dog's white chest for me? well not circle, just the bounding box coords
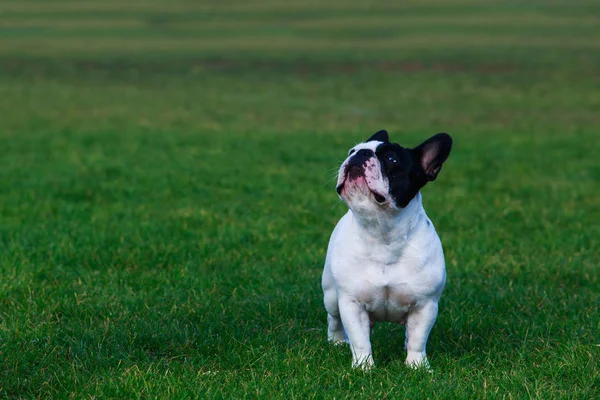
[342,254,427,323]
[357,279,416,323]
[325,205,446,324]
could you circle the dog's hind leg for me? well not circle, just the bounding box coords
[327,313,348,344]
[324,286,347,344]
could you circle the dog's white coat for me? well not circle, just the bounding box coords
[322,140,446,369]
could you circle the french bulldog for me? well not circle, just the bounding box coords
[322,129,452,370]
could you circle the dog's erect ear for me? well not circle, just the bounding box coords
[367,130,389,143]
[412,133,453,181]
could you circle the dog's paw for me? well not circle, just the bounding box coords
[352,355,375,371]
[327,331,348,345]
[328,338,348,346]
[405,353,431,372]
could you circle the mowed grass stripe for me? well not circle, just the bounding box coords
[2,0,600,13]
[0,22,598,39]
[0,0,541,14]
[1,34,598,56]
[5,2,600,20]
[0,18,147,29]
[3,14,600,29]
[1,4,597,41]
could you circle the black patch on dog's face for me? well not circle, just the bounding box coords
[375,143,424,207]
[370,131,453,208]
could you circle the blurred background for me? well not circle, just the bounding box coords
[2,1,599,134]
[1,0,598,398]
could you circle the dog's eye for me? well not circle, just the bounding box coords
[386,152,398,164]
[348,149,356,156]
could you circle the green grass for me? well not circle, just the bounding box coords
[1,0,599,398]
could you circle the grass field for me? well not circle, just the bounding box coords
[1,0,599,398]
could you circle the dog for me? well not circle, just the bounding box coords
[322,129,452,370]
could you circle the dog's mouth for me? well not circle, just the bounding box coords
[337,166,388,205]
[372,192,386,204]
[337,165,363,195]
[347,165,363,180]
[338,183,387,205]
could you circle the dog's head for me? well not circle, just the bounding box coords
[336,130,452,213]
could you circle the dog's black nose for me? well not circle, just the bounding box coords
[356,149,374,158]
[348,148,374,168]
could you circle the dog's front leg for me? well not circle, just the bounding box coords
[338,297,373,369]
[405,301,438,369]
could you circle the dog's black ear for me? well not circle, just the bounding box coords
[412,133,452,181]
[367,130,389,143]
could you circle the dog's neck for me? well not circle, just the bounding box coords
[349,192,424,246]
